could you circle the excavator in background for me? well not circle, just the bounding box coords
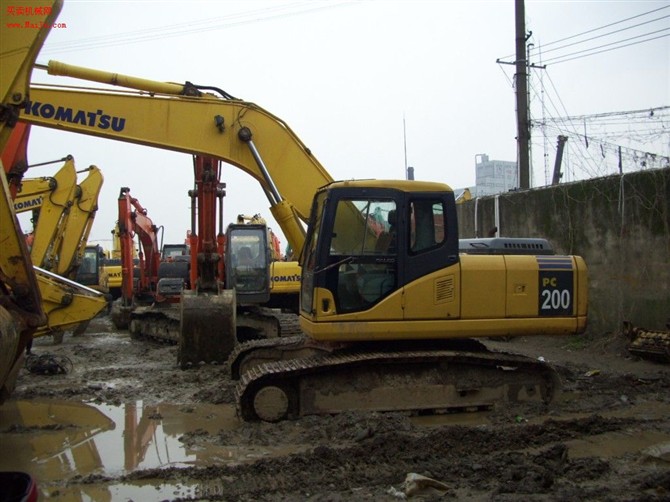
[13,154,104,280]
[18,50,588,421]
[233,214,301,314]
[0,0,62,404]
[114,156,298,344]
[110,187,172,334]
[455,188,472,204]
[98,224,127,300]
[75,244,110,296]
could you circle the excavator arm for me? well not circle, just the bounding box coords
[13,157,105,275]
[12,157,77,268]
[23,60,335,254]
[117,187,162,303]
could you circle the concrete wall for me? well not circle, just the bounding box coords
[455,167,670,335]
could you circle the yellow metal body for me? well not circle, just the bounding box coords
[455,188,472,204]
[102,224,126,297]
[54,165,103,277]
[13,159,78,269]
[24,60,335,253]
[298,180,588,342]
[270,260,301,295]
[301,256,588,341]
[0,0,63,402]
[105,263,122,296]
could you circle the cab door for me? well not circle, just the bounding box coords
[401,195,461,320]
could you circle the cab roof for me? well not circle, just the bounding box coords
[324,179,454,193]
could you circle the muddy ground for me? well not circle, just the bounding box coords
[3,314,670,501]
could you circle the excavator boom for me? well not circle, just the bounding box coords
[25,60,335,254]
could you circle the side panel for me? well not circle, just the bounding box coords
[401,266,460,320]
[460,255,506,319]
[505,255,542,317]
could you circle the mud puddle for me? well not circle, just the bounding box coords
[0,399,308,499]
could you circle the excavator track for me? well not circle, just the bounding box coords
[235,307,303,341]
[235,346,560,422]
[124,305,301,347]
[129,305,181,343]
[228,335,333,380]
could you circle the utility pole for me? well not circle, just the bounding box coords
[515,0,530,189]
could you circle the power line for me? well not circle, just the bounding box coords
[498,5,669,62]
[529,14,669,58]
[530,6,669,51]
[542,31,669,65]
[538,106,669,123]
[41,1,359,55]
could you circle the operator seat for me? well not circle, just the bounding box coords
[375,209,397,254]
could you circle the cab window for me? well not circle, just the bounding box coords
[409,199,445,254]
[327,198,397,313]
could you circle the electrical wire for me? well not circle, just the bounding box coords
[528,13,669,58]
[41,1,359,55]
[499,5,669,61]
[531,5,669,51]
[543,31,669,65]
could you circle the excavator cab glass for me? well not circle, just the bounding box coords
[225,224,271,304]
[301,188,399,314]
[75,245,103,288]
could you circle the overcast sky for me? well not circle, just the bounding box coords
[21,0,670,249]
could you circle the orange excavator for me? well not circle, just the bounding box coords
[113,155,296,346]
[110,187,172,335]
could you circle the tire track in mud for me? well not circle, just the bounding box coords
[113,412,670,501]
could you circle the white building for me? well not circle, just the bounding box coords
[473,154,518,196]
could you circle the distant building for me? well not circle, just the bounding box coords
[473,154,517,196]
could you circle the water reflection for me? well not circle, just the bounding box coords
[0,399,240,498]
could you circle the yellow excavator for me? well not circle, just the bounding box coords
[0,0,61,403]
[102,224,124,300]
[231,213,301,314]
[14,5,588,421]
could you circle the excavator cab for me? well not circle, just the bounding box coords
[300,180,460,338]
[225,223,271,305]
[75,244,108,294]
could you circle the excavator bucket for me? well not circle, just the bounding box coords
[178,289,236,369]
